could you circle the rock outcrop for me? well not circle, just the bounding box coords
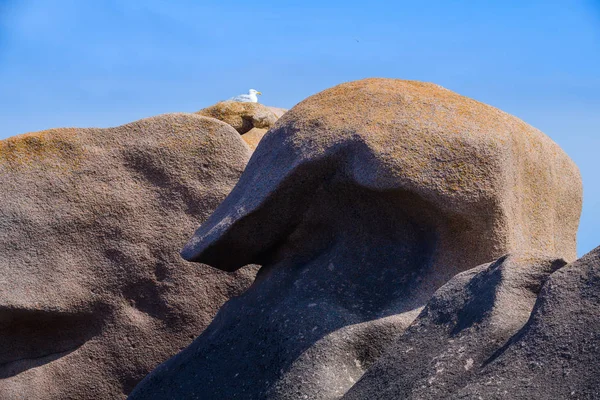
[454,245,600,399]
[196,102,286,150]
[129,79,582,399]
[343,253,567,399]
[0,114,256,399]
[345,246,600,399]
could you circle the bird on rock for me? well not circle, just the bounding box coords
[229,89,262,103]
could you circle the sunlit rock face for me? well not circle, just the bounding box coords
[0,114,257,399]
[196,102,287,150]
[129,79,582,400]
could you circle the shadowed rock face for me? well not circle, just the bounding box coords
[452,246,600,399]
[345,246,600,400]
[129,79,582,399]
[131,182,439,400]
[343,254,567,400]
[0,114,256,399]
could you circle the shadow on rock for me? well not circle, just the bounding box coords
[130,78,582,400]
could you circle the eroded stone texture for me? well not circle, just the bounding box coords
[343,254,567,400]
[129,79,582,399]
[0,114,256,399]
[451,246,600,399]
[345,246,600,399]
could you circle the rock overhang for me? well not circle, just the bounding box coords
[182,78,583,272]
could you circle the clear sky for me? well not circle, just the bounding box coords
[1,0,598,256]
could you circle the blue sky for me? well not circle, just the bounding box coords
[0,0,598,256]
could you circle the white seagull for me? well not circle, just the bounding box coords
[229,89,262,103]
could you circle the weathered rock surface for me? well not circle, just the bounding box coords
[196,102,286,150]
[343,253,567,399]
[129,79,582,399]
[0,114,256,399]
[345,246,600,399]
[452,245,600,399]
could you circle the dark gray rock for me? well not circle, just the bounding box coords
[452,245,600,399]
[343,253,566,400]
[129,182,428,400]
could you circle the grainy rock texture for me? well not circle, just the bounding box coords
[0,114,256,399]
[189,78,582,271]
[196,102,286,150]
[343,253,567,400]
[129,79,582,400]
[451,245,600,399]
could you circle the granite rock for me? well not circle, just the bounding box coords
[0,113,256,399]
[130,79,582,399]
